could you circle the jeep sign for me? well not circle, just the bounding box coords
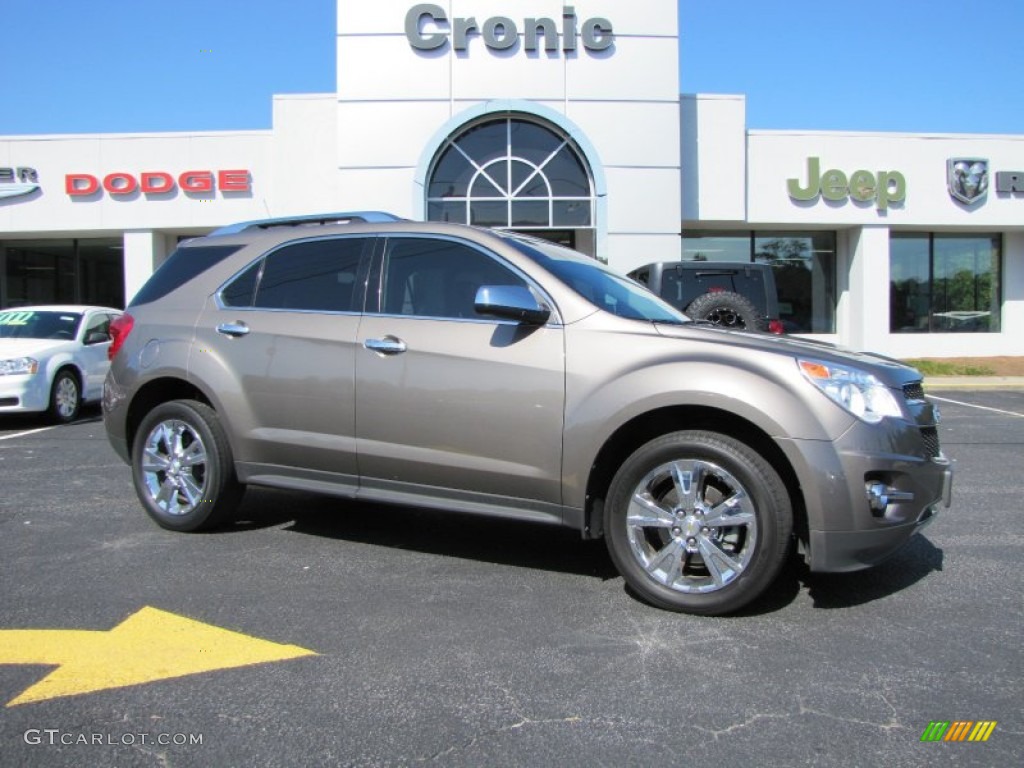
[788,157,906,211]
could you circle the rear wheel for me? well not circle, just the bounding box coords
[604,431,792,615]
[48,369,81,424]
[131,400,243,531]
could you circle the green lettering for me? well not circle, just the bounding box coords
[820,169,849,201]
[876,171,906,210]
[848,170,876,202]
[787,157,821,201]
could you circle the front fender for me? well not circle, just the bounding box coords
[560,322,856,516]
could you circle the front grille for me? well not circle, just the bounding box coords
[903,382,926,402]
[921,426,941,458]
[0,397,19,407]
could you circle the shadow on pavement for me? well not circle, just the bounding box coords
[803,535,944,609]
[221,487,944,612]
[227,486,619,580]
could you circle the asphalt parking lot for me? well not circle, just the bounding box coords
[1,391,1021,767]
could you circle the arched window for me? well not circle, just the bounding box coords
[426,116,596,245]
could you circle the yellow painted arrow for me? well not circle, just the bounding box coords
[0,606,317,706]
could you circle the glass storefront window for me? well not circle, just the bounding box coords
[682,232,750,262]
[1,238,124,309]
[755,232,836,334]
[682,231,837,333]
[890,233,1001,333]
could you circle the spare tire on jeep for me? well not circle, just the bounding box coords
[685,291,766,331]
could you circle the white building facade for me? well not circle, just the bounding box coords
[1,0,1021,358]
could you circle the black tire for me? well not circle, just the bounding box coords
[48,369,81,424]
[131,399,243,532]
[604,431,792,616]
[685,291,765,331]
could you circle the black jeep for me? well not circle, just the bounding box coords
[628,261,784,333]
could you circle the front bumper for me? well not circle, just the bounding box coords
[0,374,49,414]
[809,461,952,572]
[783,417,954,573]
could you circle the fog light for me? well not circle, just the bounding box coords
[865,481,914,513]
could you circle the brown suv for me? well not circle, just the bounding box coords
[103,213,953,615]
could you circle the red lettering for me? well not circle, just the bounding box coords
[140,172,174,194]
[218,169,250,192]
[179,171,213,193]
[103,172,138,195]
[64,169,252,197]
[66,173,99,196]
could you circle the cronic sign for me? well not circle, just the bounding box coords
[405,4,614,54]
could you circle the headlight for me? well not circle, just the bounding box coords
[799,359,903,424]
[0,357,39,376]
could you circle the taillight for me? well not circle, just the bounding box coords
[108,314,134,360]
[767,319,786,335]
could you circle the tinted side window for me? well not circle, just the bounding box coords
[381,238,527,319]
[221,261,262,307]
[254,238,366,312]
[130,245,243,307]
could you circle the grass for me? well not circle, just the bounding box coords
[903,359,996,376]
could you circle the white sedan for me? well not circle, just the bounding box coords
[0,305,123,423]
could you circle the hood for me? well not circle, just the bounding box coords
[0,338,74,358]
[654,322,923,388]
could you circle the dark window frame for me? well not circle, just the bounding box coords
[889,232,1002,334]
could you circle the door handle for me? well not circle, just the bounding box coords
[216,322,250,338]
[363,336,407,355]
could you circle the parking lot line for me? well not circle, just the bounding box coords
[929,395,1024,418]
[0,426,57,442]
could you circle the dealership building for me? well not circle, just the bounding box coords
[1,1,1021,358]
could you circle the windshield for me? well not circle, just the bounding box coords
[504,236,689,324]
[0,309,83,340]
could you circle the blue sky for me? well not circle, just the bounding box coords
[2,1,1021,136]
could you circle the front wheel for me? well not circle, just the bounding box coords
[131,400,243,532]
[604,431,792,615]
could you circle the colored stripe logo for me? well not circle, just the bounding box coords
[920,721,997,742]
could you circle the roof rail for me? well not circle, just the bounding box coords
[209,211,405,236]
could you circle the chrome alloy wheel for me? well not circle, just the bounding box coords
[54,376,79,420]
[140,419,210,516]
[625,459,758,593]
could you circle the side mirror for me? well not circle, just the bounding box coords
[474,285,551,325]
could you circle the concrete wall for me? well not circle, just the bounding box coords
[334,0,682,271]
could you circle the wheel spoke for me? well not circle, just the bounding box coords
[704,491,755,529]
[627,492,676,528]
[155,478,178,512]
[671,462,703,511]
[141,447,170,474]
[697,536,744,587]
[179,439,207,468]
[153,423,173,453]
[179,475,203,508]
[171,425,187,457]
[645,538,685,577]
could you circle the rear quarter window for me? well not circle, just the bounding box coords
[129,244,243,306]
